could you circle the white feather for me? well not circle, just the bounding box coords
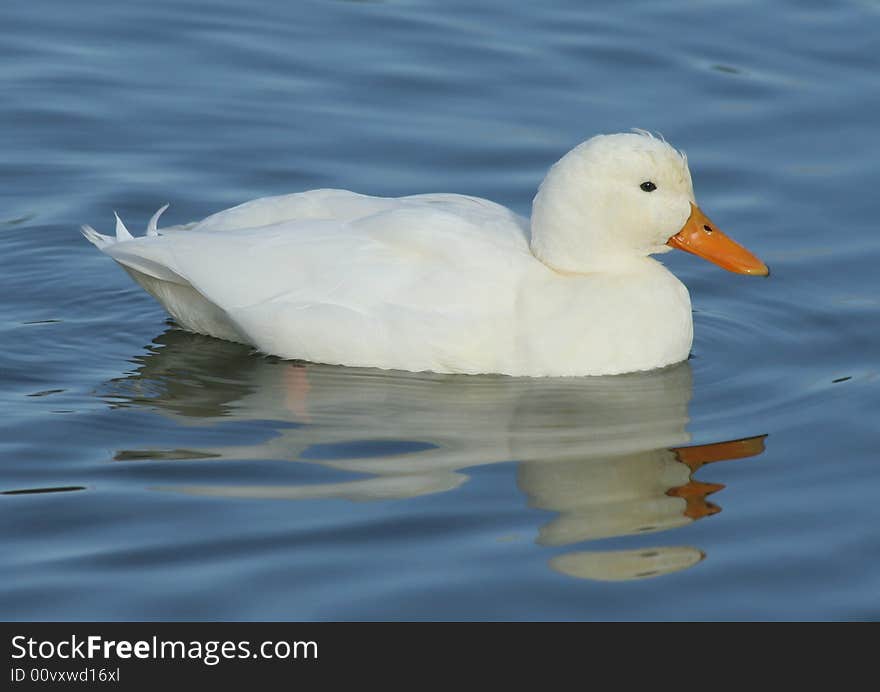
[80,224,113,249]
[114,212,133,242]
[146,203,169,237]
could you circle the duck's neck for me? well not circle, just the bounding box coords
[529,151,641,275]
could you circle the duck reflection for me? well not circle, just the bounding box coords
[103,329,766,581]
[530,435,764,580]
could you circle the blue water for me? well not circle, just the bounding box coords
[3,0,880,620]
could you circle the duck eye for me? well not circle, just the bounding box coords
[640,181,657,192]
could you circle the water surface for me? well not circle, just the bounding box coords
[2,0,880,620]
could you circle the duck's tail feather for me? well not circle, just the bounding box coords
[80,224,114,249]
[81,205,171,249]
[147,203,169,237]
[113,211,133,241]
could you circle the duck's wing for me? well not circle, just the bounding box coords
[165,189,398,233]
[163,189,529,236]
[85,194,537,373]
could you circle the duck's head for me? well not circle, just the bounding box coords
[531,131,768,276]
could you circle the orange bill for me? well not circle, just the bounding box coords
[666,480,724,520]
[672,434,767,473]
[667,203,769,276]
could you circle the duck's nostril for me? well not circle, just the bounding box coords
[703,225,713,234]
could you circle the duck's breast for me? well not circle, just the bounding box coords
[514,261,693,376]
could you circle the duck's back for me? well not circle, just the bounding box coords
[88,190,541,374]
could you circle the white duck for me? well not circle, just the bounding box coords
[82,131,767,376]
